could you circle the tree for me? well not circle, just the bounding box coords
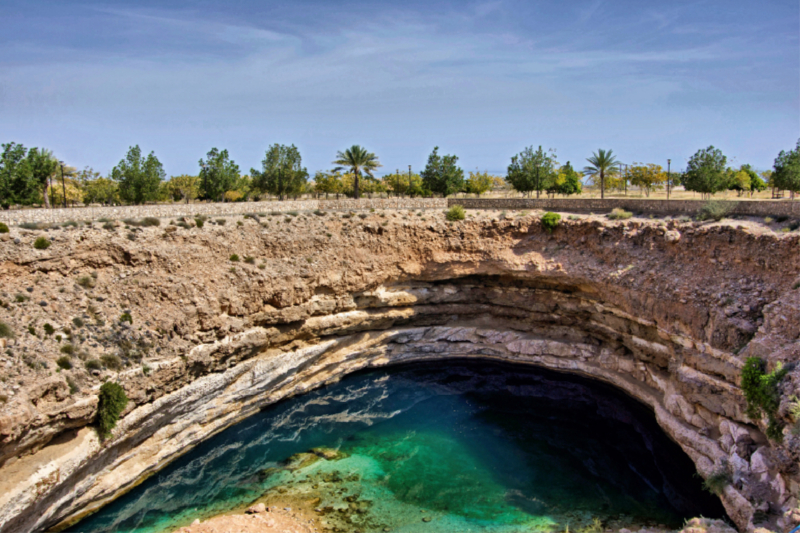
[683,146,728,199]
[198,148,239,202]
[26,148,59,208]
[0,143,35,207]
[465,170,495,196]
[726,167,752,196]
[383,170,426,197]
[314,170,344,199]
[506,146,557,198]
[419,147,463,197]
[548,161,582,197]
[251,144,308,201]
[111,146,165,205]
[773,140,800,200]
[333,145,381,199]
[627,163,666,197]
[166,174,200,203]
[583,149,619,199]
[743,165,767,195]
[83,177,119,205]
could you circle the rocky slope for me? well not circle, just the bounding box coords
[0,209,799,533]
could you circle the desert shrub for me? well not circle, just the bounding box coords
[72,317,85,328]
[697,200,737,222]
[56,356,73,370]
[0,223,8,233]
[541,212,561,233]
[607,208,633,220]
[101,353,123,371]
[216,218,226,225]
[244,256,255,264]
[77,276,95,289]
[194,217,205,228]
[97,381,128,439]
[358,213,368,219]
[258,263,266,269]
[142,364,152,376]
[66,376,79,394]
[126,232,137,241]
[568,215,580,221]
[102,221,115,230]
[19,222,44,230]
[446,205,466,221]
[141,217,160,227]
[764,217,774,224]
[61,220,79,228]
[229,254,240,262]
[288,211,299,216]
[313,210,326,216]
[120,312,133,324]
[85,359,102,371]
[702,468,732,495]
[60,344,75,355]
[741,357,788,441]
[33,236,51,250]
[0,321,14,339]
[28,325,35,335]
[122,218,137,226]
[43,323,55,335]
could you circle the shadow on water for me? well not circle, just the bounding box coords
[65,360,727,533]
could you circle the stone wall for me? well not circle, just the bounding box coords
[0,198,447,226]
[449,198,800,218]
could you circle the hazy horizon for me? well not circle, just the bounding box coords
[1,0,797,177]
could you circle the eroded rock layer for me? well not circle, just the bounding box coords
[0,211,799,533]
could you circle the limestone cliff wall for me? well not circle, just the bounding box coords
[0,210,798,533]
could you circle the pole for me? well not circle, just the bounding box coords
[667,159,671,200]
[60,162,66,208]
[408,165,411,198]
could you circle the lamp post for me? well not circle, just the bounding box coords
[59,161,67,208]
[667,159,671,200]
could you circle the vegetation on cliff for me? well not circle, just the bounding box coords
[97,382,128,440]
[741,357,788,441]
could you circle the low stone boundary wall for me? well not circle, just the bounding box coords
[0,200,318,225]
[0,198,447,226]
[449,198,800,218]
[319,198,446,211]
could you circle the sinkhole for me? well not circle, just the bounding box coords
[66,360,727,533]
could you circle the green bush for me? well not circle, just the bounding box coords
[194,217,205,228]
[541,212,561,233]
[445,205,466,221]
[0,222,8,233]
[101,353,123,371]
[216,218,226,225]
[85,359,102,371]
[120,312,133,324]
[72,317,85,328]
[0,321,14,339]
[33,236,51,250]
[141,217,160,227]
[56,356,72,370]
[43,323,55,335]
[698,200,737,222]
[66,376,79,394]
[607,208,633,220]
[97,382,128,440]
[741,357,788,441]
[28,325,36,335]
[60,344,75,355]
[244,256,255,264]
[229,254,240,262]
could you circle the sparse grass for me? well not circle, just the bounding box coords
[15,294,29,303]
[19,222,45,230]
[85,359,102,371]
[258,263,266,269]
[120,312,133,324]
[142,364,152,376]
[77,276,96,289]
[56,356,73,370]
[60,344,75,355]
[33,236,51,250]
[216,218,226,225]
[66,376,79,394]
[0,321,14,339]
[702,468,732,495]
[568,215,581,221]
[445,205,466,221]
[541,212,561,233]
[607,208,633,220]
[306,257,313,263]
[244,256,255,264]
[229,254,240,262]
[236,221,243,226]
[764,217,774,224]
[102,221,115,231]
[141,217,160,227]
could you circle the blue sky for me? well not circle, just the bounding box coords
[1,0,797,176]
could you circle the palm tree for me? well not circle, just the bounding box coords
[583,149,619,199]
[333,145,381,199]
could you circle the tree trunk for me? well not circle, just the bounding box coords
[600,171,605,199]
[43,182,50,208]
[353,170,360,199]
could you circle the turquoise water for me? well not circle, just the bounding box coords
[66,361,725,533]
